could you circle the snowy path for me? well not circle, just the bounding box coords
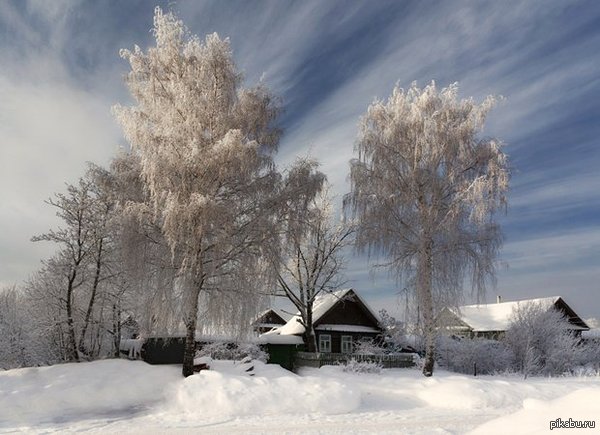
[1,360,599,434]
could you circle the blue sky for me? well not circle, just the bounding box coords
[1,0,600,319]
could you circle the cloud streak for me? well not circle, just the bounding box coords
[1,0,599,318]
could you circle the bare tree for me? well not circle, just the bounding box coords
[30,164,120,361]
[24,259,79,364]
[32,176,99,361]
[76,164,117,357]
[345,82,509,376]
[0,285,32,369]
[114,8,283,376]
[270,164,353,351]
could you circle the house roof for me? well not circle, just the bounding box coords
[443,296,589,332]
[253,308,292,326]
[582,329,600,339]
[315,324,381,333]
[266,288,381,336]
[255,332,304,345]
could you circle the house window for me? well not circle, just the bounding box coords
[341,335,353,354]
[319,334,331,353]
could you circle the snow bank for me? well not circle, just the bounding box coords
[415,375,542,410]
[162,360,360,423]
[313,366,581,413]
[2,359,600,433]
[0,359,180,428]
[469,387,600,434]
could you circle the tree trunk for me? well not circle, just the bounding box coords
[182,284,201,377]
[112,302,121,358]
[418,239,435,376]
[303,308,317,352]
[66,270,80,362]
[79,238,103,356]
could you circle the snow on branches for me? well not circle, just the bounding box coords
[114,8,283,376]
[345,81,509,376]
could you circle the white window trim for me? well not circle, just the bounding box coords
[341,335,353,354]
[319,334,331,353]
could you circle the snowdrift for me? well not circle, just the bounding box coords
[162,361,360,423]
[0,360,181,428]
[1,358,599,433]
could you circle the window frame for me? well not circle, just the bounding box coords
[341,335,353,354]
[319,334,332,353]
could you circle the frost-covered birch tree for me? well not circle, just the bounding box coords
[107,151,180,338]
[345,82,509,376]
[114,8,282,377]
[270,161,352,351]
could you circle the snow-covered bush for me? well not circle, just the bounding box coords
[354,338,387,355]
[570,364,600,377]
[380,308,424,355]
[196,341,268,363]
[436,336,513,375]
[505,302,581,377]
[340,358,383,374]
[574,339,600,373]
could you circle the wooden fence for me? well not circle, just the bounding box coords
[295,351,416,369]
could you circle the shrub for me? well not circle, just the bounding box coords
[196,341,268,362]
[436,336,513,375]
[340,358,383,374]
[573,339,600,373]
[505,302,581,376]
[354,338,387,355]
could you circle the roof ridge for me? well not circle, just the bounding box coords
[459,295,561,309]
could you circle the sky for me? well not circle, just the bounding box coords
[1,0,600,320]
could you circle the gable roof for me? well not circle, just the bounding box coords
[253,308,291,327]
[440,296,589,332]
[268,288,381,336]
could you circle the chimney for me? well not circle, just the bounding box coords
[496,295,502,304]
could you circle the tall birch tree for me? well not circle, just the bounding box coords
[114,8,282,376]
[108,151,181,337]
[345,82,509,376]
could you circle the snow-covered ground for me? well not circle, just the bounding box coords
[1,359,599,434]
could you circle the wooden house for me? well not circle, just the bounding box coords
[436,296,589,339]
[261,288,383,353]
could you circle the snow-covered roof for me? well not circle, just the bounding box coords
[582,329,600,339]
[266,288,381,337]
[255,331,304,345]
[256,323,285,329]
[315,324,381,333]
[254,308,293,325]
[145,333,255,342]
[444,296,588,332]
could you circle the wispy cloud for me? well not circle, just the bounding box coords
[1,0,599,317]
[0,1,123,285]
